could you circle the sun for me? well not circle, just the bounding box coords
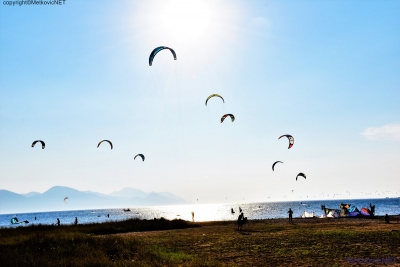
[159,0,212,42]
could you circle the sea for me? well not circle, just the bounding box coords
[1,198,399,228]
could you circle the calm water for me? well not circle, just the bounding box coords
[1,198,398,228]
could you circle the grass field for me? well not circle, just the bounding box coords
[0,216,399,266]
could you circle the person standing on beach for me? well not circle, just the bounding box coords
[237,212,244,231]
[74,217,78,225]
[288,208,293,223]
[191,212,195,222]
[57,218,60,226]
[384,214,390,224]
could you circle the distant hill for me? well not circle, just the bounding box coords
[156,192,187,202]
[21,192,41,197]
[110,187,149,199]
[83,190,109,198]
[0,186,189,214]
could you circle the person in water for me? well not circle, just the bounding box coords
[288,208,293,223]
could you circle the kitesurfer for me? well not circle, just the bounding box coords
[288,208,293,223]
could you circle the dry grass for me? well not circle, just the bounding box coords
[1,216,399,266]
[116,216,400,266]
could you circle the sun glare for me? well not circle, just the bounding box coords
[160,0,212,42]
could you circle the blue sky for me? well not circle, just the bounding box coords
[1,0,399,203]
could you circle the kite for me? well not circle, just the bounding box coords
[134,154,145,161]
[272,161,283,171]
[97,140,113,149]
[221,114,235,123]
[296,173,306,181]
[279,135,294,149]
[64,197,68,204]
[32,140,45,149]
[149,46,177,66]
[10,217,29,224]
[205,94,224,106]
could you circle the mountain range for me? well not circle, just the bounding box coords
[0,186,189,214]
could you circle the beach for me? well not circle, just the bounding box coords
[1,216,399,266]
[2,198,398,227]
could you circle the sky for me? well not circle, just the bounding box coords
[0,0,399,204]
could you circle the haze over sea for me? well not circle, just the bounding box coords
[1,198,398,228]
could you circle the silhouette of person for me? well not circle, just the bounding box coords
[191,212,195,222]
[107,214,110,218]
[74,217,78,225]
[288,208,293,223]
[370,203,375,217]
[57,218,60,226]
[237,212,244,231]
[385,214,390,224]
[34,216,37,220]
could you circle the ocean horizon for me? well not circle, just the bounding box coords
[1,197,398,228]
